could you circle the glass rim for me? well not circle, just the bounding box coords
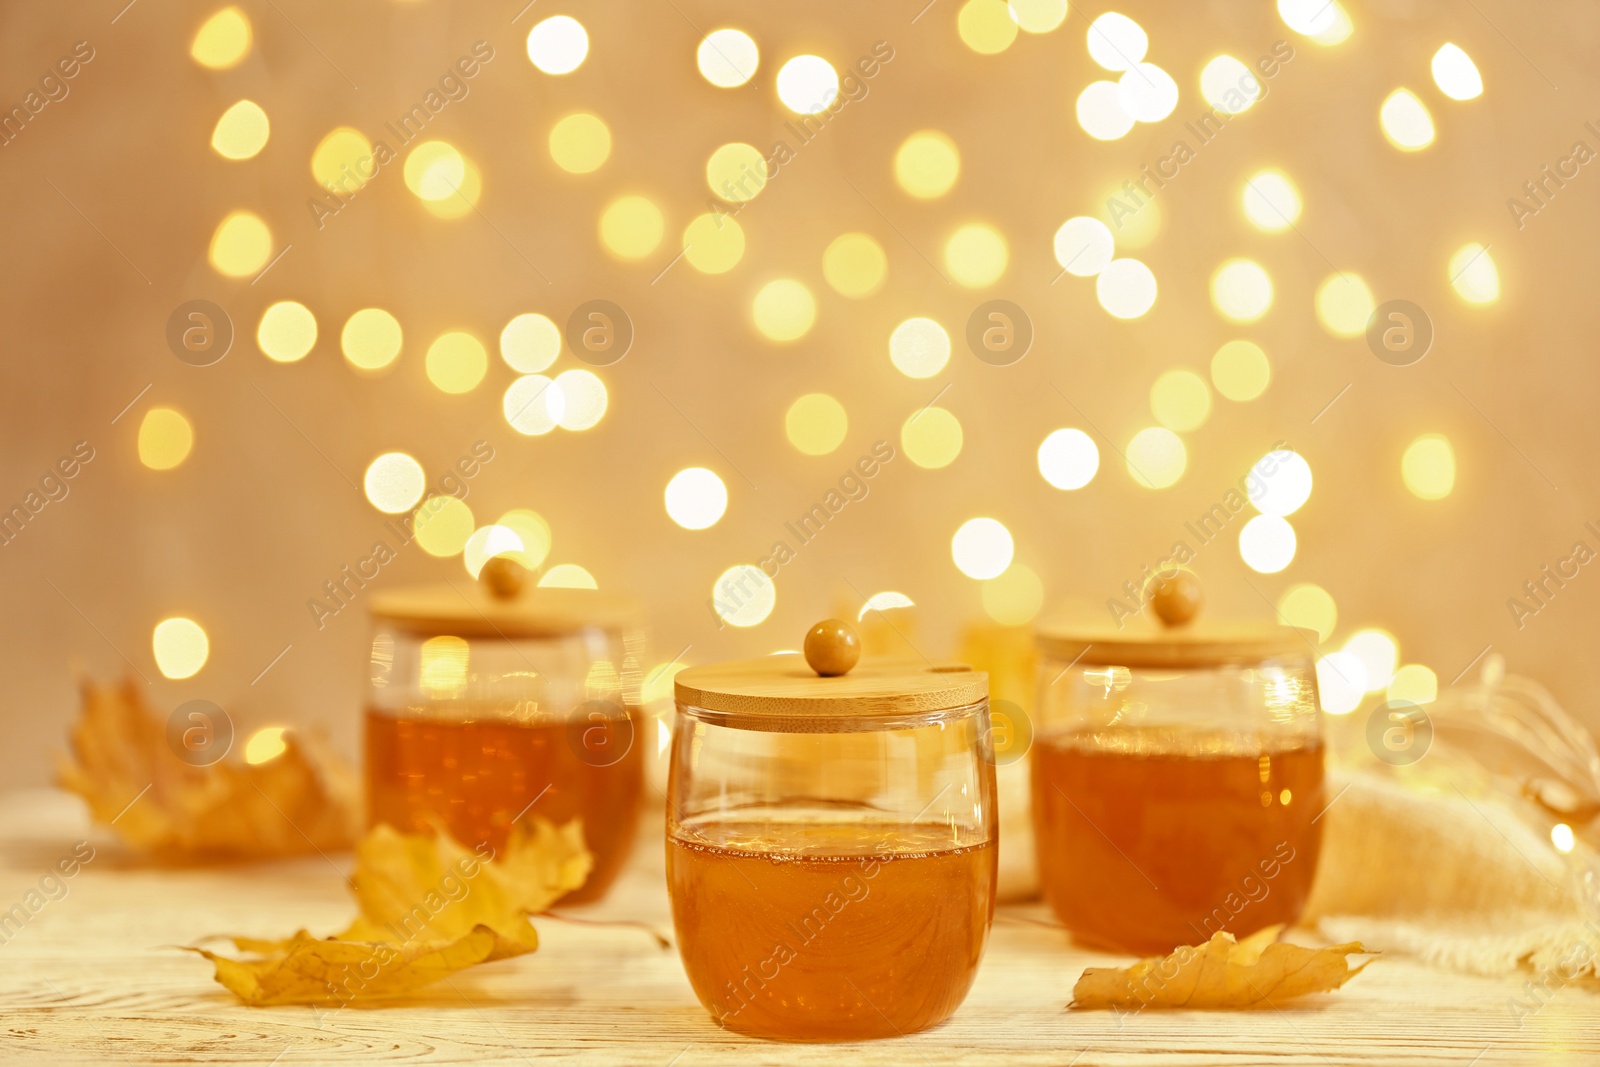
[675,696,989,735]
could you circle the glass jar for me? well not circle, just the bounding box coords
[1031,576,1323,954]
[365,582,645,903]
[668,654,997,1041]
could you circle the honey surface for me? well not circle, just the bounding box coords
[1031,727,1324,954]
[366,706,644,903]
[668,817,994,1040]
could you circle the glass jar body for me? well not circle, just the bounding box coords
[1030,656,1323,954]
[666,702,998,1041]
[365,624,644,903]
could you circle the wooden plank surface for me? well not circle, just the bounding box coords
[0,789,1594,1066]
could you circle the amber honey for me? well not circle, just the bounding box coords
[366,705,644,903]
[668,817,995,1041]
[1032,726,1323,954]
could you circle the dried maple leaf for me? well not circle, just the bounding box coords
[1070,925,1374,1010]
[56,677,359,861]
[189,817,592,1006]
[189,927,516,1006]
[342,818,592,948]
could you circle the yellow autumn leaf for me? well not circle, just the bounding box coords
[56,677,359,861]
[1070,925,1373,1010]
[343,818,592,948]
[190,818,592,1005]
[189,926,515,1006]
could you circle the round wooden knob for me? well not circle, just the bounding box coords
[479,555,528,600]
[1149,570,1202,628]
[804,619,861,677]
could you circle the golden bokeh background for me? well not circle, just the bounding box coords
[3,0,1597,781]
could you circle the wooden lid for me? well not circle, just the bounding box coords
[1035,570,1313,668]
[1034,620,1314,669]
[674,654,987,732]
[367,583,640,639]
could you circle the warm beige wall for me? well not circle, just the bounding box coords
[2,0,1597,785]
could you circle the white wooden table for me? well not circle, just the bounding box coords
[1,789,1594,1065]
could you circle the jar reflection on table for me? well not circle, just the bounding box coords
[1032,631,1324,955]
[365,585,645,904]
[667,656,997,1041]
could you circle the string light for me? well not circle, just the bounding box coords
[1211,340,1271,401]
[1239,514,1297,573]
[1432,43,1483,101]
[785,394,848,455]
[257,301,317,363]
[138,408,194,471]
[751,279,816,342]
[822,233,888,298]
[504,374,564,435]
[1053,217,1114,276]
[1317,652,1367,714]
[1010,0,1068,34]
[244,727,289,765]
[706,142,768,202]
[902,408,964,469]
[776,55,838,113]
[1086,12,1147,70]
[1126,427,1185,488]
[541,564,599,589]
[1077,81,1135,140]
[1211,258,1274,322]
[191,7,252,69]
[1315,273,1376,338]
[1241,170,1301,230]
[682,213,745,274]
[311,127,371,192]
[463,525,524,578]
[1096,258,1157,318]
[982,563,1044,625]
[425,331,488,394]
[895,131,960,199]
[497,509,552,569]
[1449,244,1500,304]
[665,468,728,530]
[944,223,1008,288]
[889,317,951,378]
[1402,434,1456,500]
[1149,370,1212,432]
[1037,429,1099,490]
[698,29,759,88]
[712,565,775,626]
[1277,583,1337,642]
[413,496,475,557]
[554,369,607,430]
[1248,450,1314,517]
[153,617,210,679]
[952,518,1014,580]
[526,15,589,74]
[1200,55,1262,114]
[1380,89,1435,151]
[211,100,269,160]
[549,113,611,173]
[364,452,425,514]
[208,211,271,277]
[1344,629,1399,691]
[342,309,402,372]
[500,313,561,373]
[1388,664,1438,705]
[958,0,1019,55]
[600,195,665,260]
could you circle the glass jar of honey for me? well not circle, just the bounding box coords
[1031,573,1323,954]
[365,574,645,903]
[667,634,997,1041]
